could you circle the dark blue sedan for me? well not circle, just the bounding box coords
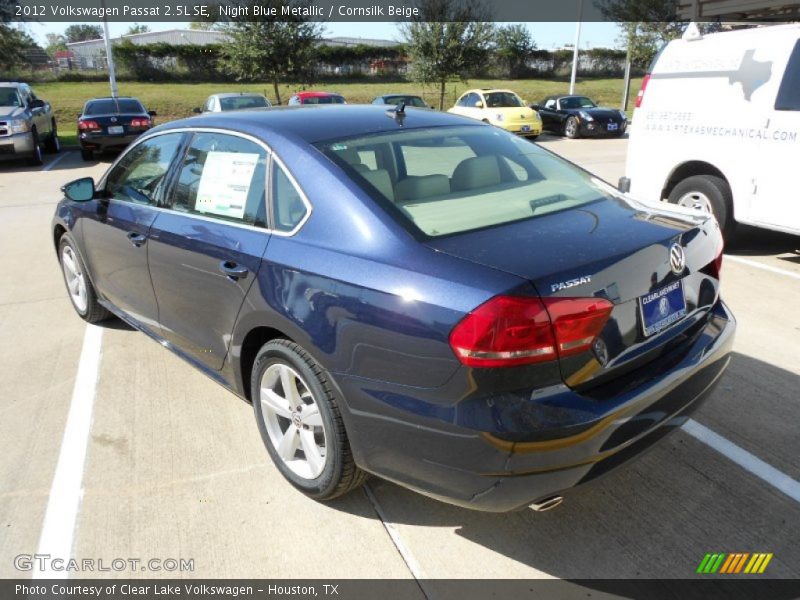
[52,105,735,511]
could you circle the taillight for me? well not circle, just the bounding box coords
[130,117,151,129]
[542,297,614,357]
[78,120,101,131]
[449,295,613,368]
[635,73,650,108]
[702,236,724,280]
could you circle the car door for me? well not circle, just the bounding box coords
[81,132,186,328]
[538,97,559,129]
[752,37,800,232]
[22,85,48,135]
[147,131,271,370]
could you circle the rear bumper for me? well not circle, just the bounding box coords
[79,132,142,151]
[337,299,735,511]
[0,132,34,160]
[580,121,627,137]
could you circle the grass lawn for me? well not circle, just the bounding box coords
[38,77,641,148]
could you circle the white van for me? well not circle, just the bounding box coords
[622,23,800,238]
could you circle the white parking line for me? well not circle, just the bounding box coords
[33,325,103,579]
[683,418,800,504]
[725,255,800,280]
[42,151,72,172]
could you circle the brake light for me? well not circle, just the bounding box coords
[542,297,614,357]
[703,236,724,280]
[130,117,151,129]
[635,74,650,108]
[78,120,101,131]
[449,295,614,368]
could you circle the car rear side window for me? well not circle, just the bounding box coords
[169,132,268,227]
[776,40,800,111]
[105,133,185,206]
[271,160,309,233]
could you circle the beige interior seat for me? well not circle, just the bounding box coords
[361,169,395,202]
[395,175,450,204]
[451,156,502,192]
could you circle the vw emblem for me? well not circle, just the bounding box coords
[669,243,686,275]
[110,116,117,123]
[658,296,670,317]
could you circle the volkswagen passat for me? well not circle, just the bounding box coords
[52,106,735,511]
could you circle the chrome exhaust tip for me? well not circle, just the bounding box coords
[530,495,564,512]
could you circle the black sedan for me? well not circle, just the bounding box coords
[371,94,430,109]
[533,95,627,138]
[77,97,156,161]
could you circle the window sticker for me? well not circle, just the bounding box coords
[195,151,259,219]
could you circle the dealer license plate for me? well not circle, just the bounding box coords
[108,125,124,135]
[607,122,619,131]
[521,125,531,132]
[639,280,687,337]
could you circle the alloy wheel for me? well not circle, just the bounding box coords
[259,363,327,479]
[61,245,88,313]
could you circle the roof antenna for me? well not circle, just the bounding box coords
[385,101,407,125]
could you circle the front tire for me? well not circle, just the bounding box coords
[668,175,736,239]
[27,129,43,166]
[564,117,580,139]
[252,340,366,501]
[58,235,110,323]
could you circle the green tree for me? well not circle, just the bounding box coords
[0,6,36,72]
[126,24,151,36]
[64,24,103,43]
[220,1,322,104]
[44,33,67,57]
[401,0,495,110]
[494,24,535,78]
[598,0,684,67]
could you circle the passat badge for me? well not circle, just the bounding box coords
[551,275,591,293]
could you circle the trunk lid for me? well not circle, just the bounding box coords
[427,197,722,388]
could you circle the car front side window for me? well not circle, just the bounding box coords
[105,133,185,206]
[168,132,269,227]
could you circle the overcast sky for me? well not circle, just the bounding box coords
[24,21,623,50]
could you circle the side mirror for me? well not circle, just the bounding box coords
[474,101,484,108]
[61,177,95,202]
[148,110,157,117]
[30,99,45,109]
[530,103,540,110]
[192,107,202,114]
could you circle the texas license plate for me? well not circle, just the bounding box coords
[521,125,531,132]
[607,122,619,131]
[108,126,124,135]
[639,280,687,337]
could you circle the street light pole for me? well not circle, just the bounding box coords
[100,0,118,98]
[569,0,584,95]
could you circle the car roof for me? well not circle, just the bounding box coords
[213,92,267,99]
[380,93,423,98]
[85,96,141,102]
[466,89,517,95]
[154,105,482,145]
[295,91,343,98]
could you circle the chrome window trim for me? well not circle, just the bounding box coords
[99,126,313,237]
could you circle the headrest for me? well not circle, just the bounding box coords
[451,156,501,192]
[395,175,450,204]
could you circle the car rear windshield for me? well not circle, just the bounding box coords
[316,125,610,238]
[303,95,345,104]
[84,98,145,115]
[483,92,524,107]
[219,95,270,110]
[385,96,427,108]
[0,88,22,107]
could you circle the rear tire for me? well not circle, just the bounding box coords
[58,234,111,323]
[668,175,736,239]
[80,148,93,162]
[44,121,60,153]
[27,129,43,166]
[252,340,366,501]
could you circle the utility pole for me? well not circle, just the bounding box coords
[569,0,584,95]
[621,31,632,111]
[101,0,118,98]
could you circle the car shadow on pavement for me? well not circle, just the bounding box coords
[327,352,800,580]
[727,226,800,259]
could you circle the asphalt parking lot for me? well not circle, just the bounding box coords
[1,131,798,584]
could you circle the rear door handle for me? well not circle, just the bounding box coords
[219,260,248,280]
[127,232,147,247]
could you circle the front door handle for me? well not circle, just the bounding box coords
[127,232,147,247]
[220,261,248,280]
